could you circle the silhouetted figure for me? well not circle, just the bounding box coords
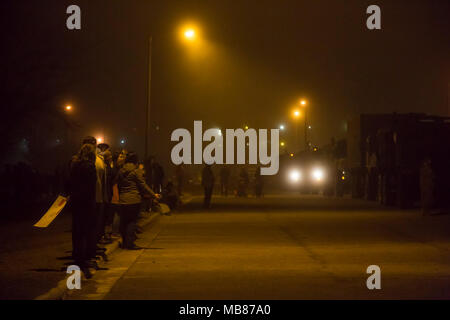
[162,181,180,210]
[220,166,230,196]
[420,157,434,216]
[69,143,97,278]
[99,149,113,244]
[144,157,154,189]
[81,136,107,266]
[237,168,249,197]
[254,166,263,198]
[152,162,165,193]
[175,164,185,195]
[202,165,215,209]
[114,152,159,249]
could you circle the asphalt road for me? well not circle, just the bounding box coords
[69,194,450,300]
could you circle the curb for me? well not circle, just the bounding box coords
[34,212,161,300]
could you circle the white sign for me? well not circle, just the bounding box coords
[34,195,68,228]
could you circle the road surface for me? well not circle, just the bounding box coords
[69,194,450,300]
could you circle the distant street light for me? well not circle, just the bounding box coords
[65,105,72,112]
[280,142,285,147]
[120,139,126,145]
[184,29,196,40]
[97,137,104,144]
[244,125,249,130]
[279,124,285,130]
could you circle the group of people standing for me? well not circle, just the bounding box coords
[68,136,161,278]
[201,165,264,208]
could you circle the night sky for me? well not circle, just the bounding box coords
[1,0,449,168]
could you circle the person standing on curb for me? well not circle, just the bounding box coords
[202,164,215,209]
[114,152,160,250]
[420,157,435,216]
[69,143,97,279]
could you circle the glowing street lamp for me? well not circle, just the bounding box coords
[279,124,285,130]
[280,142,285,147]
[146,23,201,160]
[184,29,196,40]
[65,105,72,112]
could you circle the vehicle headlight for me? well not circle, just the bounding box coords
[289,169,302,183]
[311,168,324,181]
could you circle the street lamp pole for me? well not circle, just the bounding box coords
[144,27,196,159]
[145,36,152,160]
[300,99,308,151]
[304,108,308,151]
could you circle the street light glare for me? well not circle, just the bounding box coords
[279,125,285,130]
[65,105,72,111]
[293,110,300,118]
[312,168,324,181]
[300,100,307,106]
[184,29,195,39]
[289,169,302,183]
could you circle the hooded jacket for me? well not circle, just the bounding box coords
[115,163,156,205]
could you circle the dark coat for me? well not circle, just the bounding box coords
[115,163,156,205]
[69,159,97,212]
[202,166,215,188]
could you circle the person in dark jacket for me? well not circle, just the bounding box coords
[152,161,165,193]
[202,164,215,209]
[220,166,230,197]
[114,152,160,249]
[237,168,249,197]
[99,149,113,244]
[162,181,180,210]
[254,166,264,198]
[69,143,97,278]
[420,157,434,216]
[175,164,185,196]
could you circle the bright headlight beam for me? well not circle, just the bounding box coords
[289,169,302,183]
[312,168,324,181]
